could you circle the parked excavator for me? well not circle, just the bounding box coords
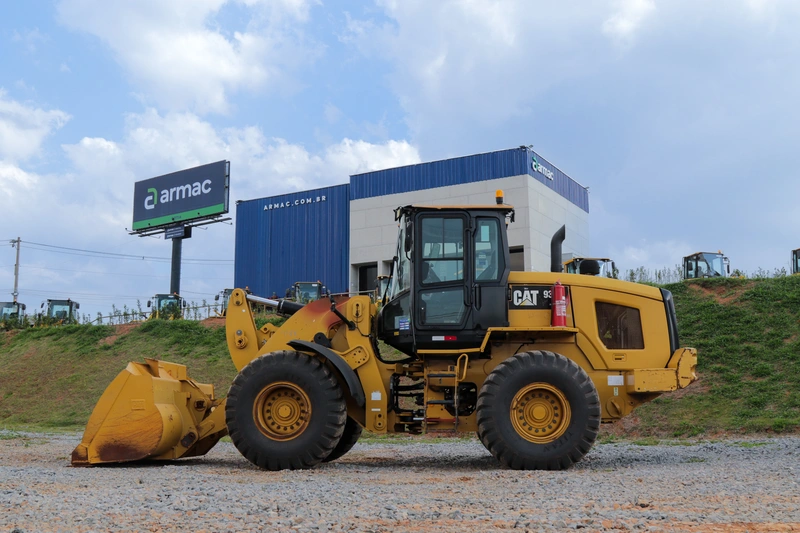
[683,251,730,279]
[73,190,697,471]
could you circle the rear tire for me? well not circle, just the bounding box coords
[226,351,346,470]
[476,350,600,470]
[323,416,363,462]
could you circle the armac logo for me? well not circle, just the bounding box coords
[145,179,212,210]
[531,154,554,180]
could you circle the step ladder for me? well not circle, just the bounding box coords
[424,353,469,433]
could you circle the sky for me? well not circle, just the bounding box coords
[1,0,799,321]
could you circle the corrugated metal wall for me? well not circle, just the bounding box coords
[350,147,589,213]
[234,184,350,298]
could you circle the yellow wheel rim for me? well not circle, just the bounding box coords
[511,383,571,444]
[253,382,311,441]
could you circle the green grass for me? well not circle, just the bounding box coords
[631,276,800,436]
[2,276,800,436]
[0,320,238,429]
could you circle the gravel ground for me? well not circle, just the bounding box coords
[1,432,799,533]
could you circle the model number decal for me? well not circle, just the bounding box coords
[509,285,567,310]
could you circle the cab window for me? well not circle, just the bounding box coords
[596,302,644,349]
[474,218,501,282]
[420,217,464,284]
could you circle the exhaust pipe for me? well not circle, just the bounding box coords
[551,225,566,273]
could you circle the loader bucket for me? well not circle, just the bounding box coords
[72,359,225,466]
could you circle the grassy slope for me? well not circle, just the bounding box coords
[0,321,238,428]
[1,277,799,435]
[632,277,800,436]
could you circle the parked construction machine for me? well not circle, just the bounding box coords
[40,299,80,324]
[0,301,26,323]
[286,281,326,304]
[73,191,697,471]
[215,288,234,316]
[792,249,800,275]
[683,251,730,279]
[564,257,616,278]
[147,293,185,320]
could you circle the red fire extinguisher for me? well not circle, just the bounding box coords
[551,281,567,327]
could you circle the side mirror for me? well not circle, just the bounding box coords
[40,302,44,309]
[21,304,26,311]
[75,303,80,310]
[147,301,152,308]
[182,300,187,308]
[727,264,731,274]
[214,294,220,301]
[404,221,413,253]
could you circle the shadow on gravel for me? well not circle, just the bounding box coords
[331,455,500,471]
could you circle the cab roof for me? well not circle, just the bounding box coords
[395,204,515,221]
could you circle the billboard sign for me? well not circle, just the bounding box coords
[132,161,229,231]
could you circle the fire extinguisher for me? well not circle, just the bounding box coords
[551,281,567,327]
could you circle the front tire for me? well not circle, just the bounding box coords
[226,351,347,470]
[476,350,600,470]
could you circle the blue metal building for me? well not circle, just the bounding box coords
[234,184,350,298]
[234,147,589,298]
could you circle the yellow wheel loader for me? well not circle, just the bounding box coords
[73,192,697,471]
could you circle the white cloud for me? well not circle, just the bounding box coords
[56,0,320,114]
[602,0,655,43]
[61,108,421,203]
[0,89,71,163]
[0,161,39,199]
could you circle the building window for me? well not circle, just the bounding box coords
[595,302,644,350]
[509,246,524,272]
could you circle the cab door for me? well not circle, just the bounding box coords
[412,211,509,350]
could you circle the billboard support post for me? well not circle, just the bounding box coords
[170,237,182,296]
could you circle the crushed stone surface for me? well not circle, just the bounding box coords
[1,432,798,532]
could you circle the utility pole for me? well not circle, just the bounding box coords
[11,237,20,302]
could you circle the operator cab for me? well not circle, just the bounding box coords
[683,252,730,279]
[42,299,80,322]
[0,302,25,321]
[564,257,615,277]
[147,294,185,319]
[378,198,514,356]
[792,249,800,275]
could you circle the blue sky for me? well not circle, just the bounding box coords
[1,0,799,320]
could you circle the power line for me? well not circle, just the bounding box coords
[0,264,231,280]
[23,241,233,264]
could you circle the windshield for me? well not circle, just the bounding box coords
[49,303,72,319]
[1,303,18,319]
[387,214,411,301]
[158,297,180,311]
[295,282,320,303]
[697,253,725,277]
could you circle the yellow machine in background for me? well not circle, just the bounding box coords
[683,251,730,279]
[287,281,325,304]
[563,257,615,278]
[147,293,185,320]
[73,192,697,471]
[214,288,234,316]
